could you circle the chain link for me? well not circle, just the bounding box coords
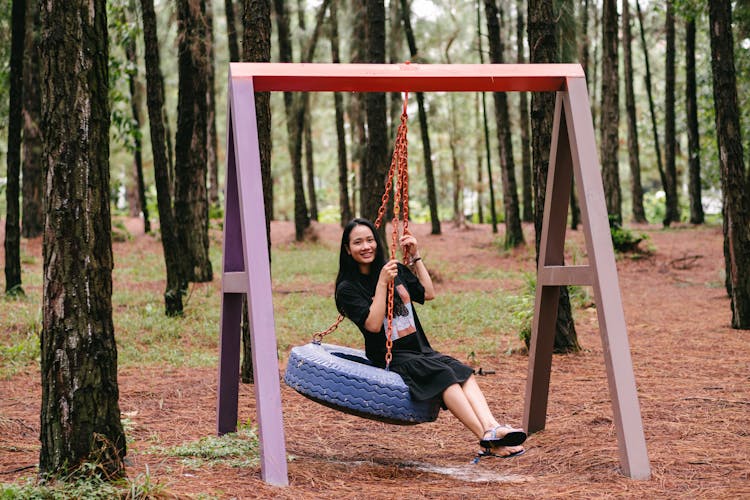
[313,92,410,371]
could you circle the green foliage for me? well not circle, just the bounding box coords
[0,307,41,379]
[609,216,648,253]
[0,463,165,499]
[107,0,142,154]
[162,425,259,469]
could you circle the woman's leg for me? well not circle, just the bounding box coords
[442,383,485,439]
[460,375,500,433]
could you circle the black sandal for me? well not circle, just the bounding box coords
[479,425,527,449]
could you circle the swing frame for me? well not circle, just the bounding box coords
[217,63,651,485]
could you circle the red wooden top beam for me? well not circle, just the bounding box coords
[230,63,584,93]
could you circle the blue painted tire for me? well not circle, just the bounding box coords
[284,343,441,425]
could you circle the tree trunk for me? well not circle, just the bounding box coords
[207,0,220,207]
[590,0,599,132]
[558,0,580,230]
[273,0,309,240]
[579,0,590,90]
[517,0,533,223]
[124,6,150,233]
[635,0,666,206]
[485,0,524,248]
[622,0,646,223]
[362,0,389,226]
[330,0,351,226]
[244,0,273,233]
[388,0,403,140]
[298,2,318,222]
[39,0,126,476]
[685,16,704,225]
[444,34,466,228]
[528,0,580,353]
[663,0,680,227]
[141,0,185,315]
[401,0,440,234]
[476,0,498,233]
[225,0,240,62]
[5,0,25,295]
[709,0,750,328]
[21,0,43,239]
[474,92,484,223]
[241,0,272,381]
[175,0,213,282]
[349,0,369,217]
[600,0,621,223]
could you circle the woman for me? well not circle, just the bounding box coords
[334,218,526,456]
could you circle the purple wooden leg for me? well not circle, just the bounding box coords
[217,293,242,434]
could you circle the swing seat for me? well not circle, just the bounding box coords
[284,343,441,425]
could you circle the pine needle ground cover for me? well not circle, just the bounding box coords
[1,219,748,498]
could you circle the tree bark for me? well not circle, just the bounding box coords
[21,0,43,239]
[476,0,498,233]
[175,0,213,282]
[225,0,240,62]
[349,0,369,217]
[244,0,273,246]
[39,0,126,476]
[362,0,389,226]
[600,0,621,223]
[528,0,580,353]
[207,0,220,207]
[558,0,580,230]
[635,0,666,208]
[241,0,272,382]
[663,0,680,226]
[124,6,150,233]
[388,0,403,140]
[622,0,646,223]
[330,0,351,226]
[709,0,750,328]
[517,0,533,223]
[401,0,440,234]
[297,2,318,222]
[273,0,309,240]
[579,0,590,92]
[685,16,704,225]
[485,0,524,247]
[445,33,465,228]
[141,0,185,315]
[5,0,25,295]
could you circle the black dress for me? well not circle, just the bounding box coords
[335,263,474,402]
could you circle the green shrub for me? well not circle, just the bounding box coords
[609,216,648,253]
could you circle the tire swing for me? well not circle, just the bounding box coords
[284,93,441,425]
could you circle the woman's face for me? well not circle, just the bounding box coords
[347,224,377,269]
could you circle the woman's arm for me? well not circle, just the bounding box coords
[410,258,435,301]
[400,232,435,301]
[363,259,398,332]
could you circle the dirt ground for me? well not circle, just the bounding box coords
[1,220,749,499]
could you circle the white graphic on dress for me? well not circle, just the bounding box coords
[383,283,417,341]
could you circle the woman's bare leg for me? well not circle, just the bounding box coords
[460,375,500,433]
[442,383,485,439]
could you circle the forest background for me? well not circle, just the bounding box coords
[1,0,750,496]
[1,0,748,229]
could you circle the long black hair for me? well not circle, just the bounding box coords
[334,218,386,315]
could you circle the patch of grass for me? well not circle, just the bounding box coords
[274,293,360,352]
[0,308,41,379]
[161,424,259,469]
[419,287,530,359]
[0,463,165,499]
[271,242,338,286]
